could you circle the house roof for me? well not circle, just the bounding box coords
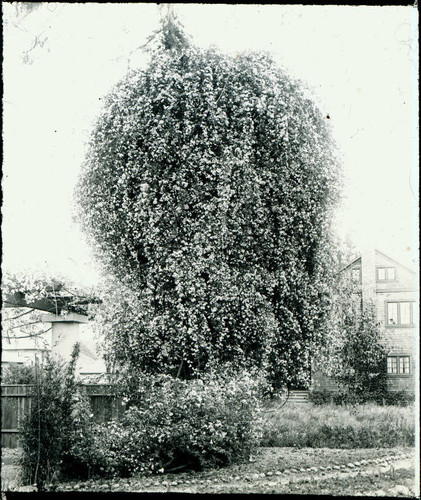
[340,249,415,274]
[339,256,361,273]
[374,249,415,274]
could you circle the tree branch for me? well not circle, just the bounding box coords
[3,327,52,339]
[6,320,45,331]
[2,301,61,314]
[176,359,184,378]
[3,308,36,321]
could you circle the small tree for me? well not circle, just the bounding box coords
[19,343,93,490]
[317,272,389,402]
[337,303,388,399]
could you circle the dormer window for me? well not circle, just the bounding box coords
[377,267,396,281]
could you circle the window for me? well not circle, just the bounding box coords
[377,267,396,281]
[351,267,361,284]
[387,357,398,374]
[386,302,415,326]
[399,357,410,374]
[387,356,410,375]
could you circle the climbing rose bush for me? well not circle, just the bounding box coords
[76,23,341,387]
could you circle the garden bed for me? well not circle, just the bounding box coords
[2,446,416,495]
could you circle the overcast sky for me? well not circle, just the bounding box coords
[2,3,418,286]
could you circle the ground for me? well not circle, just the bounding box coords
[1,446,417,495]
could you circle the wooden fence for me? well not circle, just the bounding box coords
[1,384,125,448]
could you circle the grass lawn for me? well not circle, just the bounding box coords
[261,401,415,448]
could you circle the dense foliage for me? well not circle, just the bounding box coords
[19,344,94,490]
[76,19,340,387]
[75,371,263,478]
[314,275,389,402]
[309,389,415,407]
[2,363,37,385]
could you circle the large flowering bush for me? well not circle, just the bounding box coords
[76,15,341,387]
[86,371,263,477]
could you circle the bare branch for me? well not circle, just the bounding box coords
[3,308,36,321]
[6,320,45,331]
[2,327,52,340]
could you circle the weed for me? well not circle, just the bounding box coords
[260,402,415,448]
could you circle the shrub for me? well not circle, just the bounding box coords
[309,389,416,407]
[2,363,37,384]
[89,371,263,478]
[308,389,334,405]
[19,344,95,490]
[382,391,415,407]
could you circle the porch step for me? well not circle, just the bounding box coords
[285,390,309,404]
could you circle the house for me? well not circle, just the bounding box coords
[313,248,417,394]
[2,282,107,381]
[2,311,107,382]
[2,334,50,367]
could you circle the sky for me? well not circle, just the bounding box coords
[2,3,419,287]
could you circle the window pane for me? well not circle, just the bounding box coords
[387,267,396,280]
[399,357,410,374]
[400,302,412,325]
[387,357,398,374]
[377,268,386,280]
[414,305,419,327]
[352,269,360,283]
[387,303,398,325]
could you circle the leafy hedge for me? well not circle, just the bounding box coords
[78,372,263,478]
[2,363,37,385]
[309,389,415,407]
[382,391,415,407]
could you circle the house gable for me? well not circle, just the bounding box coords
[374,250,416,291]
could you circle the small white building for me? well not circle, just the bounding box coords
[2,312,107,382]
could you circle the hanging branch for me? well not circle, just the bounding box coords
[6,327,52,340]
[6,320,45,331]
[3,308,36,321]
[127,27,164,71]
